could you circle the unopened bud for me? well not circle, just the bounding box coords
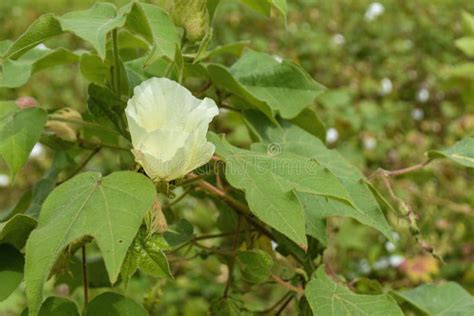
[16,96,38,109]
[171,0,209,42]
[45,107,83,142]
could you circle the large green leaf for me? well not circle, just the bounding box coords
[305,266,403,316]
[428,137,474,168]
[0,47,78,88]
[58,3,126,59]
[25,171,155,316]
[395,282,474,316]
[243,111,393,240]
[0,106,48,178]
[208,50,325,119]
[123,2,180,63]
[121,227,172,286]
[0,244,24,302]
[1,14,63,60]
[210,133,357,247]
[84,292,147,316]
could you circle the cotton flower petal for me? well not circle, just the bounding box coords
[125,77,218,181]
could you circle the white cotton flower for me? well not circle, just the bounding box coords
[125,78,219,182]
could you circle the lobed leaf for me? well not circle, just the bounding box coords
[305,266,403,316]
[24,171,155,316]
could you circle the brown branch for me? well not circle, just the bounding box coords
[368,158,431,180]
[81,246,89,305]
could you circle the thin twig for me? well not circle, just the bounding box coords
[193,177,274,240]
[164,188,193,208]
[78,137,131,152]
[271,274,304,294]
[58,148,100,184]
[223,216,242,298]
[81,246,89,305]
[275,293,295,315]
[256,291,293,314]
[368,158,431,179]
[112,29,121,94]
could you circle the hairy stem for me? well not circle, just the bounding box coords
[112,29,121,94]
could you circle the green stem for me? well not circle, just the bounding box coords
[112,29,121,94]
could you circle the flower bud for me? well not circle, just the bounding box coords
[45,107,82,142]
[16,96,38,109]
[171,0,210,42]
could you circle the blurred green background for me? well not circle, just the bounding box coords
[1,0,473,315]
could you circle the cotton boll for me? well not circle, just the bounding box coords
[332,33,345,45]
[411,108,424,121]
[365,2,385,21]
[380,78,393,95]
[417,88,430,103]
[326,128,339,144]
[0,174,10,187]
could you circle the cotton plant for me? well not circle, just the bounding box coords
[0,2,473,316]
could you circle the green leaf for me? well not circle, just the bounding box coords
[0,47,78,88]
[462,11,474,34]
[0,190,32,223]
[305,266,403,316]
[121,227,172,286]
[239,0,287,19]
[395,282,474,316]
[210,297,249,316]
[1,14,63,60]
[163,219,194,247]
[428,137,474,168]
[79,53,111,84]
[26,153,68,218]
[58,3,126,60]
[35,297,79,316]
[123,2,180,63]
[243,111,393,241]
[25,171,155,316]
[0,107,48,178]
[210,133,357,247]
[209,50,325,119]
[194,41,249,63]
[0,244,24,302]
[455,37,474,57]
[0,215,37,249]
[207,63,273,119]
[237,250,273,283]
[287,107,326,142]
[87,83,128,139]
[84,292,147,316]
